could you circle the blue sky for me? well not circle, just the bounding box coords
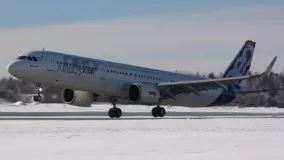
[1,0,284,76]
[0,0,283,28]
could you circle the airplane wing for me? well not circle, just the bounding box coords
[158,56,277,98]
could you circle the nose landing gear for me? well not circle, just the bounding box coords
[33,83,43,102]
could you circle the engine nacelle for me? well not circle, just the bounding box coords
[62,89,96,107]
[128,83,160,105]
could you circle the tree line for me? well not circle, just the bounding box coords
[0,70,284,107]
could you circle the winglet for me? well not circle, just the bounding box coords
[248,56,277,81]
[263,56,277,78]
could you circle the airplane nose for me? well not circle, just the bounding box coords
[7,61,19,76]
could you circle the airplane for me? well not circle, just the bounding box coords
[7,40,278,118]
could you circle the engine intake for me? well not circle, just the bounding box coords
[129,85,140,101]
[62,89,96,107]
[128,83,160,105]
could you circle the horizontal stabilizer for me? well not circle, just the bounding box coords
[230,88,284,95]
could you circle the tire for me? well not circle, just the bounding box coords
[158,107,166,117]
[115,108,122,118]
[37,96,42,102]
[33,96,38,102]
[108,108,115,118]
[151,107,159,117]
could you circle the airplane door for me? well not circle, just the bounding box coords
[46,55,55,71]
[98,63,106,81]
[96,63,106,93]
[45,55,62,85]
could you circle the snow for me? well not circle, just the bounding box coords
[0,103,284,159]
[0,118,283,160]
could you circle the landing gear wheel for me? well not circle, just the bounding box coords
[152,106,166,118]
[33,96,42,102]
[115,108,122,118]
[152,107,159,117]
[33,96,38,102]
[37,96,42,102]
[108,108,115,118]
[158,107,166,117]
[108,108,122,118]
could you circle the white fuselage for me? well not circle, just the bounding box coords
[7,50,227,107]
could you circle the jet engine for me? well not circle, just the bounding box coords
[62,89,99,107]
[128,83,160,105]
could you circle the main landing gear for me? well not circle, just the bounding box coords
[108,100,122,118]
[151,105,166,118]
[106,99,166,118]
[33,83,43,102]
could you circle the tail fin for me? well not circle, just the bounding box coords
[222,40,256,82]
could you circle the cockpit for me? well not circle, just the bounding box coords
[17,56,38,61]
[8,52,42,79]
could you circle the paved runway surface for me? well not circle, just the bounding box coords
[0,111,284,120]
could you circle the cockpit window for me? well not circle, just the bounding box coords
[32,57,37,61]
[27,56,33,61]
[17,55,38,62]
[17,56,27,60]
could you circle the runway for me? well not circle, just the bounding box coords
[1,104,284,159]
[0,111,284,120]
[1,115,284,160]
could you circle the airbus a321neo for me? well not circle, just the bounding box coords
[7,40,278,118]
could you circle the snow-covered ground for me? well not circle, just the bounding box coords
[0,118,283,160]
[0,102,284,159]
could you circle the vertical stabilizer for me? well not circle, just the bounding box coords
[222,40,256,81]
[209,40,256,106]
